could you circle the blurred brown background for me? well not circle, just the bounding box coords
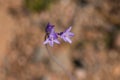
[0,0,120,80]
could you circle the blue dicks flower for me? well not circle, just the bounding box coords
[45,23,54,33]
[59,26,74,44]
[44,29,60,47]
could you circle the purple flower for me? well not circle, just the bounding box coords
[44,29,60,47]
[59,26,74,43]
[45,23,54,33]
[44,23,74,47]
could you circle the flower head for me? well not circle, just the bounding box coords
[59,26,74,43]
[44,23,74,47]
[44,29,60,47]
[45,23,54,33]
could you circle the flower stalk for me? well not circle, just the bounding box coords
[44,23,76,80]
[45,44,76,80]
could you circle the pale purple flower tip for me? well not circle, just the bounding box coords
[59,26,74,44]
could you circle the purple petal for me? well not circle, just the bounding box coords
[61,35,67,42]
[66,37,72,43]
[66,26,72,32]
[46,23,54,33]
[49,40,54,47]
[43,39,49,44]
[54,39,60,44]
[69,32,74,37]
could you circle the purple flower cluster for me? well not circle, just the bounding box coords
[44,23,74,47]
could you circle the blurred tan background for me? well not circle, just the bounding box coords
[0,0,120,80]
